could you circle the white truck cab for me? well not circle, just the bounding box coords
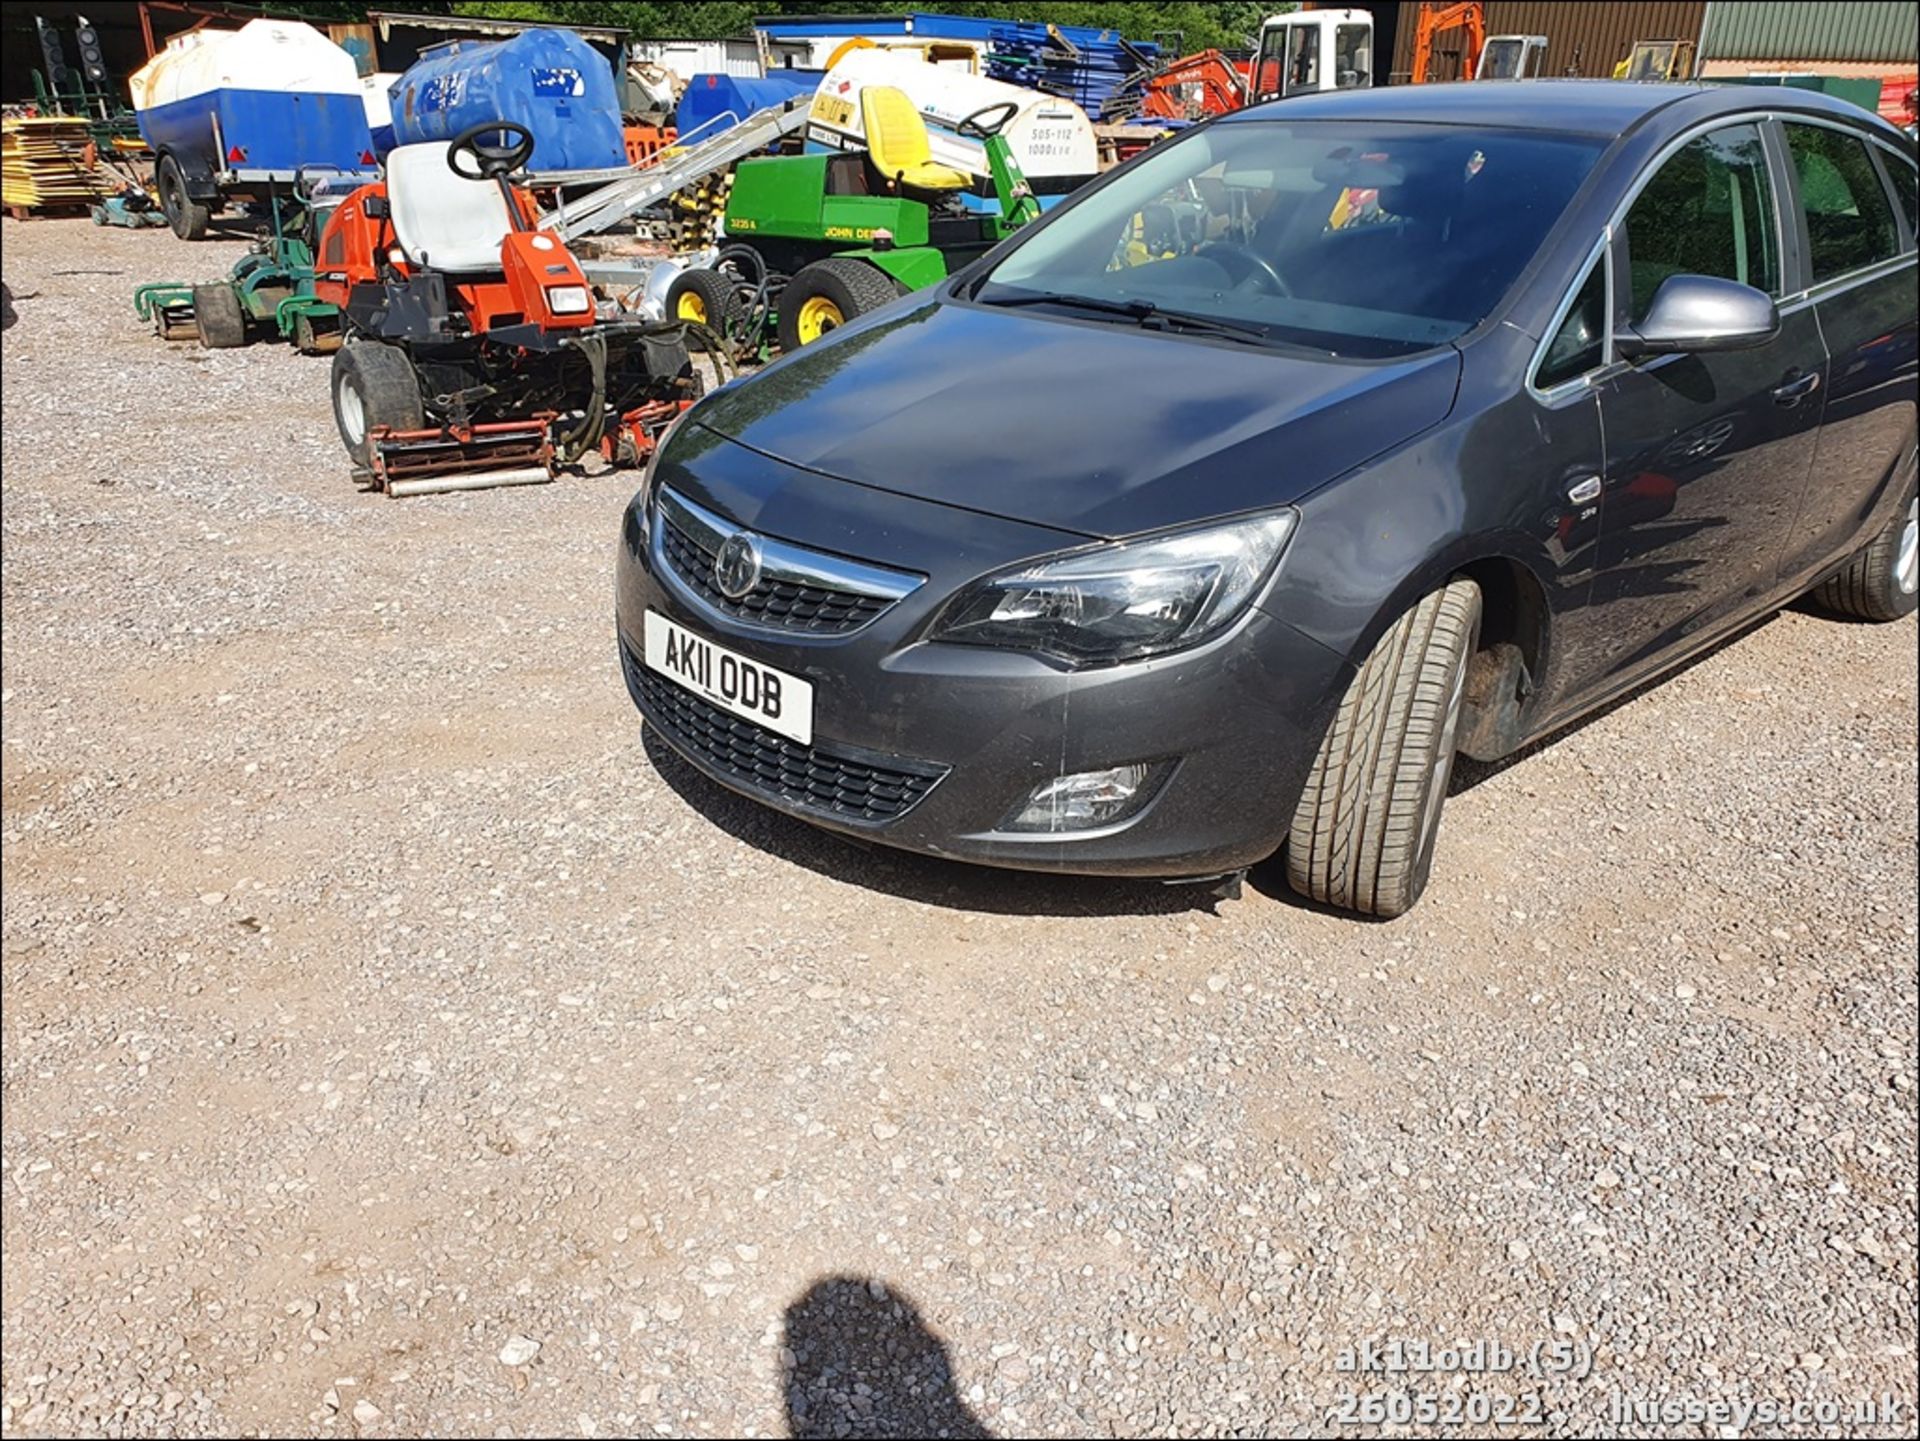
[1251,9,1374,103]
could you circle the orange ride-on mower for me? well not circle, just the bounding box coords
[313,122,697,497]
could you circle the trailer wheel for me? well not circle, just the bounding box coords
[192,284,247,349]
[665,268,744,349]
[157,155,211,241]
[777,258,904,352]
[331,342,424,470]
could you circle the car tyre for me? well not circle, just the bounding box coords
[330,341,424,471]
[777,258,903,352]
[1810,488,1919,622]
[1286,578,1482,919]
[192,283,247,349]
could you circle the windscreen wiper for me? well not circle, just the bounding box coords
[979,290,1272,344]
[1134,307,1270,343]
[977,291,1158,321]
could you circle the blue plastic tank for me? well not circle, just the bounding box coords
[675,71,821,142]
[388,27,625,172]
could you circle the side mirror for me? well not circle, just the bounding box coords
[1617,274,1778,357]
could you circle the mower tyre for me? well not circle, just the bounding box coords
[157,154,211,241]
[192,283,247,350]
[777,258,903,352]
[331,341,424,471]
[665,269,744,350]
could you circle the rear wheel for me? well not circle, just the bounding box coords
[330,341,423,470]
[777,258,903,352]
[665,268,744,349]
[192,283,247,349]
[1286,579,1482,919]
[156,154,210,241]
[1811,489,1919,622]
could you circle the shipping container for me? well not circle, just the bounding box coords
[1700,0,1919,65]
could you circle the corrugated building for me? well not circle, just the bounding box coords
[1381,1,1709,82]
[1698,1,1918,64]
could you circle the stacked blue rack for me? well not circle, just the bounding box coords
[984,22,1158,121]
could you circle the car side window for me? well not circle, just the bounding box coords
[1785,123,1901,280]
[1624,123,1780,320]
[1535,255,1607,390]
[1877,147,1917,248]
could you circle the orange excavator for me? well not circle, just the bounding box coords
[1410,1,1487,83]
[1141,48,1251,120]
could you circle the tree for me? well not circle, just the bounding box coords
[445,1,1291,51]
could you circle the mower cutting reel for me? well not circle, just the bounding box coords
[314,121,699,496]
[133,173,349,353]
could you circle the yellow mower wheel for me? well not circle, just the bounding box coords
[795,294,845,345]
[777,257,904,353]
[665,268,744,351]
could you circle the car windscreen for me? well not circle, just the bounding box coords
[975,119,1605,359]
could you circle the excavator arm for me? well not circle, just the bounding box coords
[1411,1,1487,84]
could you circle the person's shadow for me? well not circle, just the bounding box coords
[783,1276,992,1439]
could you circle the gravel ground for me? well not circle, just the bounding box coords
[2,217,1916,1439]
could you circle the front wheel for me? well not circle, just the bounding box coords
[664,268,744,350]
[330,342,423,470]
[776,258,903,352]
[1810,489,1919,622]
[1286,578,1482,919]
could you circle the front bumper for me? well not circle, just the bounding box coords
[615,429,1353,878]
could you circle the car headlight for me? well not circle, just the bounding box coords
[546,284,591,315]
[930,510,1297,666]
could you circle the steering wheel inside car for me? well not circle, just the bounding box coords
[1195,241,1292,297]
[448,120,536,180]
[956,102,1020,140]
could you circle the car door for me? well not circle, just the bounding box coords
[1774,119,1920,588]
[1578,119,1826,690]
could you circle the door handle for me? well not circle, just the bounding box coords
[1772,370,1820,405]
[1566,475,1602,505]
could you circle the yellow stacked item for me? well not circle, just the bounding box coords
[2,116,112,210]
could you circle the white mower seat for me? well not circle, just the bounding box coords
[386,142,515,273]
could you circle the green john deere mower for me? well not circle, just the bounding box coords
[665,86,1042,354]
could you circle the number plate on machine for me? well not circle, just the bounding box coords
[643,610,814,745]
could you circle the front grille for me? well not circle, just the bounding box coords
[660,514,894,634]
[624,643,945,825]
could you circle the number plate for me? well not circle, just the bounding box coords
[642,610,814,746]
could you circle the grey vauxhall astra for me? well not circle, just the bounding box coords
[617,82,1919,917]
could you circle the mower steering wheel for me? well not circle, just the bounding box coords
[448,120,535,181]
[956,102,1019,140]
[1196,241,1291,298]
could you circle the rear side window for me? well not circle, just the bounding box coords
[1536,257,1607,389]
[1880,149,1918,245]
[1785,123,1901,280]
[1625,123,1780,319]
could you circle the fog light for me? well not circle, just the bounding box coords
[1004,762,1168,834]
[546,284,591,315]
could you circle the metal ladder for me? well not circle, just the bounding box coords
[536,99,814,241]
